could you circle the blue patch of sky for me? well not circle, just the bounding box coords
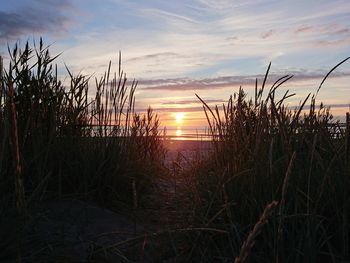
[73,1,147,31]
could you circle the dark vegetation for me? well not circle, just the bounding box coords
[0,40,349,262]
[0,40,166,261]
[191,61,350,262]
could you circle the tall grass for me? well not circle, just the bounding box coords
[1,39,349,262]
[2,39,166,202]
[187,62,350,262]
[0,40,167,260]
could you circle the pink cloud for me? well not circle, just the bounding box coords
[314,38,350,48]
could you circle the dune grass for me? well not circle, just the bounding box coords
[1,39,166,202]
[0,39,349,262]
[0,40,167,261]
[184,62,350,262]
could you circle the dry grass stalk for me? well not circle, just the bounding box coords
[234,200,279,263]
[346,112,350,158]
[7,80,26,263]
[8,81,26,215]
[278,152,296,227]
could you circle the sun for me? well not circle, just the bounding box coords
[175,112,185,124]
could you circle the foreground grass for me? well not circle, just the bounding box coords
[0,40,167,261]
[0,40,349,262]
[185,61,350,262]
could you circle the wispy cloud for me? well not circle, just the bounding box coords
[136,101,350,117]
[261,30,274,39]
[195,0,266,11]
[313,38,350,48]
[19,0,345,83]
[161,99,225,105]
[139,71,350,92]
[295,25,314,34]
[1,0,349,123]
[140,8,199,27]
[0,0,76,43]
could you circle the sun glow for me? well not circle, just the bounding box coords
[175,112,185,124]
[176,128,182,136]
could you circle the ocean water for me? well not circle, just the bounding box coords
[164,127,211,141]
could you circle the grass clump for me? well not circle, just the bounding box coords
[0,40,166,261]
[186,62,350,262]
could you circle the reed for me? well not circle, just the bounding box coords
[234,200,278,263]
[187,62,350,262]
[0,40,167,261]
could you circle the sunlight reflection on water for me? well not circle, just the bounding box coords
[166,127,211,141]
[176,127,182,136]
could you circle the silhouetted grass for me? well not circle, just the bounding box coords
[0,40,167,261]
[185,61,350,262]
[1,39,349,262]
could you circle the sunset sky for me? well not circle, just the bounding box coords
[1,0,350,135]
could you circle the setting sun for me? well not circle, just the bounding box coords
[175,112,185,124]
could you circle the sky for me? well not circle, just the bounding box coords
[1,0,350,136]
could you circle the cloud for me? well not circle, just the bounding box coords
[313,38,350,48]
[295,25,313,34]
[126,52,179,62]
[0,0,76,43]
[161,99,225,105]
[139,77,247,91]
[138,106,205,113]
[195,0,266,11]
[141,8,199,26]
[139,71,350,92]
[226,36,239,41]
[32,0,348,82]
[261,30,274,39]
[334,28,350,34]
[3,0,348,86]
[161,103,350,111]
[304,103,350,109]
[135,100,350,116]
[295,23,350,37]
